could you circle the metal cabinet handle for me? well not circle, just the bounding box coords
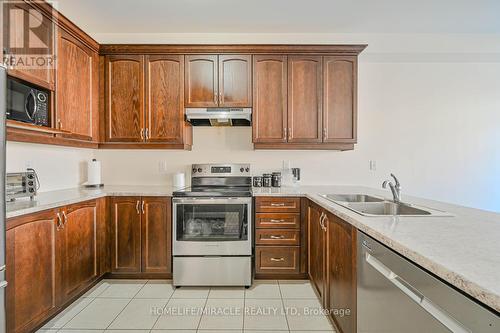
[270,203,286,207]
[219,92,223,105]
[140,128,144,140]
[365,253,470,333]
[214,93,218,105]
[56,212,63,230]
[141,200,145,214]
[269,235,285,239]
[136,200,140,214]
[270,257,285,262]
[284,127,287,140]
[62,211,68,227]
[288,127,292,140]
[323,128,327,140]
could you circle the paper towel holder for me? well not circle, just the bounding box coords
[83,159,104,188]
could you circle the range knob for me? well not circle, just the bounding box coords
[240,167,244,172]
[245,167,250,172]
[192,168,197,173]
[197,168,202,173]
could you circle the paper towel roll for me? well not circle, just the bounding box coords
[86,159,102,186]
[173,172,185,189]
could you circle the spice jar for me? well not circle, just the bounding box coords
[253,176,263,187]
[272,172,282,187]
[262,174,272,187]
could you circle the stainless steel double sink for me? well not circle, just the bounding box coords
[320,194,449,217]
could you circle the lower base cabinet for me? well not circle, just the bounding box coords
[110,196,172,276]
[307,200,356,333]
[6,199,105,333]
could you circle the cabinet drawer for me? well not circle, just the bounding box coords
[256,213,300,229]
[255,246,300,274]
[256,229,300,246]
[255,197,300,213]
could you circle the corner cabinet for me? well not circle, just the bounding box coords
[110,196,172,276]
[103,55,192,149]
[6,199,105,333]
[253,54,359,150]
[307,200,357,333]
[185,54,252,107]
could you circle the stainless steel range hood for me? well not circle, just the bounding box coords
[185,108,252,126]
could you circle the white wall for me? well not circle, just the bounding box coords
[6,142,95,192]
[6,33,500,212]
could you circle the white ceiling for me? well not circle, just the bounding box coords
[56,0,500,36]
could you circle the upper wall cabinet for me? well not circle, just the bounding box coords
[105,55,145,142]
[56,29,98,141]
[253,55,287,143]
[288,56,322,143]
[104,54,191,149]
[185,55,252,108]
[323,56,357,143]
[3,1,55,90]
[253,54,359,150]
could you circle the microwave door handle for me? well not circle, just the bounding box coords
[25,90,37,120]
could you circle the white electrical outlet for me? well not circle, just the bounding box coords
[159,161,168,174]
[369,160,377,171]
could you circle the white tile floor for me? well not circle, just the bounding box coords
[38,279,335,333]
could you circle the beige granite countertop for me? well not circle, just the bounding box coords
[6,184,500,313]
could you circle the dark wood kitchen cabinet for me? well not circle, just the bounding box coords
[6,198,106,333]
[3,1,55,90]
[326,212,357,333]
[185,54,251,107]
[308,201,327,304]
[105,55,145,142]
[103,55,191,148]
[57,200,100,302]
[323,56,357,143]
[56,29,99,141]
[252,55,288,143]
[6,209,59,333]
[288,56,322,143]
[110,196,172,276]
[307,199,357,333]
[254,197,306,279]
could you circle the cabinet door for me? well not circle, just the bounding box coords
[56,29,98,141]
[105,55,144,142]
[288,56,322,143]
[307,203,326,304]
[184,55,218,107]
[6,210,59,332]
[252,55,287,143]
[219,55,252,107]
[326,213,356,333]
[145,55,185,143]
[110,197,142,273]
[323,56,357,143]
[58,200,99,302]
[141,197,172,273]
[4,1,55,90]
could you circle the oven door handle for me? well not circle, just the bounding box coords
[173,197,252,205]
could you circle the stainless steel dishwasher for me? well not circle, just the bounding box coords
[357,231,500,332]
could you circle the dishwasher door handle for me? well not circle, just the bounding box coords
[365,253,471,333]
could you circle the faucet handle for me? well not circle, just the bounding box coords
[382,180,391,189]
[390,173,401,187]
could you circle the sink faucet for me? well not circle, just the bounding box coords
[382,174,402,203]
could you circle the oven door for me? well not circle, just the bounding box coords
[173,197,252,256]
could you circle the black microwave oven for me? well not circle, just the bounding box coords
[6,77,50,126]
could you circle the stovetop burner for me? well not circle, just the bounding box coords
[173,163,252,198]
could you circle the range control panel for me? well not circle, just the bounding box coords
[191,163,251,177]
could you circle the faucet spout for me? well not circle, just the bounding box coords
[382,174,402,203]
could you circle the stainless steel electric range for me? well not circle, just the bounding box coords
[172,163,252,287]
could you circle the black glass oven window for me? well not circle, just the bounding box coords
[176,204,248,241]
